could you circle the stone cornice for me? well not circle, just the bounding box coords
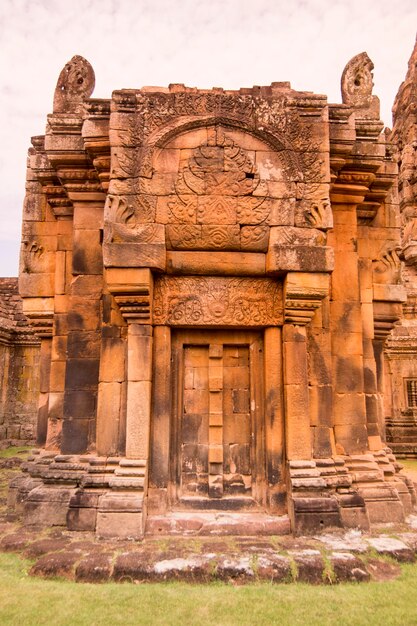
[105,268,153,324]
[283,272,329,325]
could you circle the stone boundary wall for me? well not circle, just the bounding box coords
[0,278,40,446]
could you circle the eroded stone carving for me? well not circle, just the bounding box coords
[295,185,333,230]
[53,56,95,114]
[341,52,374,108]
[21,241,44,273]
[104,194,158,242]
[402,216,417,264]
[153,276,283,325]
[373,246,402,285]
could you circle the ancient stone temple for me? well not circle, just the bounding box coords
[10,48,417,538]
[384,37,417,458]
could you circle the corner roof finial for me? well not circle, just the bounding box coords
[53,55,95,114]
[341,52,374,107]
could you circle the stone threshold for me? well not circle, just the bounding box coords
[145,511,291,536]
[1,516,417,584]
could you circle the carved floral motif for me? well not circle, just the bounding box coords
[153,277,283,326]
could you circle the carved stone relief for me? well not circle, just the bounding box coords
[105,125,331,254]
[53,56,95,114]
[294,184,332,230]
[153,276,283,326]
[104,194,159,242]
[373,246,402,285]
[21,241,45,273]
[341,52,374,108]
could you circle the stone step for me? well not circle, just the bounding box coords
[176,496,260,511]
[146,511,291,536]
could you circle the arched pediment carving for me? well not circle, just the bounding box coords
[106,125,308,253]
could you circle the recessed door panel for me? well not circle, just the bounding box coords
[172,330,264,507]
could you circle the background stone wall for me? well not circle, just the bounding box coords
[0,278,40,446]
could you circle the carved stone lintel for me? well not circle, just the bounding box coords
[153,276,283,326]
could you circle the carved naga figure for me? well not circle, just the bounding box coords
[341,52,374,108]
[53,55,95,114]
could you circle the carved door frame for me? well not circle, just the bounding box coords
[169,329,266,509]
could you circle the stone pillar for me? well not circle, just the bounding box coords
[148,325,171,510]
[372,289,406,443]
[105,268,154,461]
[126,323,153,459]
[283,272,330,460]
[308,297,334,458]
[283,324,311,460]
[96,295,127,457]
[61,201,103,455]
[359,258,382,450]
[97,268,154,539]
[21,299,54,446]
[264,326,285,512]
[37,337,52,446]
[328,199,368,454]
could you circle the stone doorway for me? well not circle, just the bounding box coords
[170,330,265,509]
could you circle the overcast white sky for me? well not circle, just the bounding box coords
[0,0,416,276]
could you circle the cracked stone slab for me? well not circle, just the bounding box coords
[288,550,324,584]
[153,555,210,579]
[406,514,417,530]
[329,552,370,582]
[256,555,292,582]
[313,530,368,553]
[216,556,255,581]
[366,537,415,562]
[397,533,417,552]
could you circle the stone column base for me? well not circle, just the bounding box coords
[96,492,146,539]
[287,450,416,534]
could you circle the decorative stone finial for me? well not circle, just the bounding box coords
[404,33,417,83]
[392,34,417,122]
[341,52,374,107]
[53,55,95,114]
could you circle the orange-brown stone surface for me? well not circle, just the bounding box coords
[7,44,417,537]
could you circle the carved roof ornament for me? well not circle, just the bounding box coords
[402,33,417,86]
[393,34,417,121]
[53,55,95,114]
[341,52,374,108]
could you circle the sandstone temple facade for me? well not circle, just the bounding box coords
[384,40,417,458]
[8,41,417,537]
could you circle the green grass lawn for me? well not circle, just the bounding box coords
[1,448,416,625]
[0,445,31,459]
[0,552,416,626]
[399,458,417,472]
